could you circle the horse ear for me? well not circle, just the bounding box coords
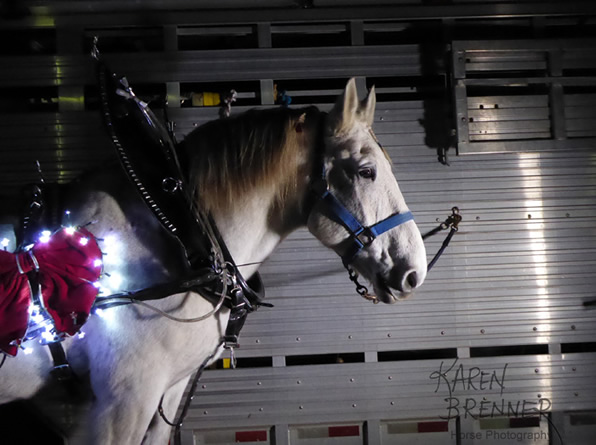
[359,85,376,127]
[329,78,359,133]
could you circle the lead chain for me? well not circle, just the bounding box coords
[346,266,379,304]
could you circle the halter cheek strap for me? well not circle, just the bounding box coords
[314,181,414,265]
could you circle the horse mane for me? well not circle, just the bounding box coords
[181,106,320,212]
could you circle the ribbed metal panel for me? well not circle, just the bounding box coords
[187,99,596,406]
[1,5,596,444]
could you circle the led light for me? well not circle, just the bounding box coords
[39,230,51,243]
[95,308,115,323]
[108,272,123,290]
[1,238,9,248]
[98,285,112,296]
[30,312,45,324]
[79,237,89,246]
[41,329,55,342]
[23,347,33,355]
[103,234,117,246]
[93,258,103,268]
[102,234,123,266]
[28,305,45,323]
[77,331,86,339]
[65,226,76,235]
[93,281,101,288]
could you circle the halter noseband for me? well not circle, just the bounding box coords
[306,113,414,266]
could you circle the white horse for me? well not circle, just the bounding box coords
[0,79,427,444]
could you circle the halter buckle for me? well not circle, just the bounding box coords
[354,228,375,248]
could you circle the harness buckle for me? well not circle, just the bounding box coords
[50,363,74,381]
[223,335,240,350]
[223,342,237,369]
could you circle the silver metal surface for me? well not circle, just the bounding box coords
[1,6,595,444]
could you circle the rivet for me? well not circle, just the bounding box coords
[575,392,579,397]
[299,405,304,410]
[350,378,355,382]
[256,339,260,343]
[441,331,445,335]
[352,403,357,408]
[348,335,353,339]
[571,325,576,330]
[379,116,384,121]
[259,408,264,412]
[257,382,262,386]
[533,327,537,331]
[535,368,539,373]
[528,214,532,219]
[572,367,576,372]
[390,401,395,405]
[297,380,301,384]
[476,216,480,220]
[201,385,207,389]
[538,394,542,398]
[387,333,392,338]
[566,213,571,217]
[388,376,392,380]
[296,337,301,341]
[480,329,485,334]
[203,411,208,415]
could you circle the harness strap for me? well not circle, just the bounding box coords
[97,59,213,272]
[15,182,75,379]
[47,342,74,381]
[93,50,270,366]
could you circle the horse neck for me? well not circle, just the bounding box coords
[208,166,312,279]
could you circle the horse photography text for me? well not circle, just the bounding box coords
[452,430,549,443]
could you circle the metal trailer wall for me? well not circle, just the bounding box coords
[1,2,596,444]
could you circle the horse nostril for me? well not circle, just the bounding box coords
[406,271,418,289]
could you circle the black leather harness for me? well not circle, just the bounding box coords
[11,52,269,378]
[94,57,269,352]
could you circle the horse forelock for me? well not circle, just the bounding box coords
[182,107,319,213]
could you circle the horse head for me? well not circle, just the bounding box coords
[307,79,427,303]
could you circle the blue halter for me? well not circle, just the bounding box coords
[313,180,414,265]
[306,111,414,265]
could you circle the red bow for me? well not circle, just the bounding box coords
[0,227,102,356]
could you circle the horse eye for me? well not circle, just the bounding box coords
[358,167,376,180]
